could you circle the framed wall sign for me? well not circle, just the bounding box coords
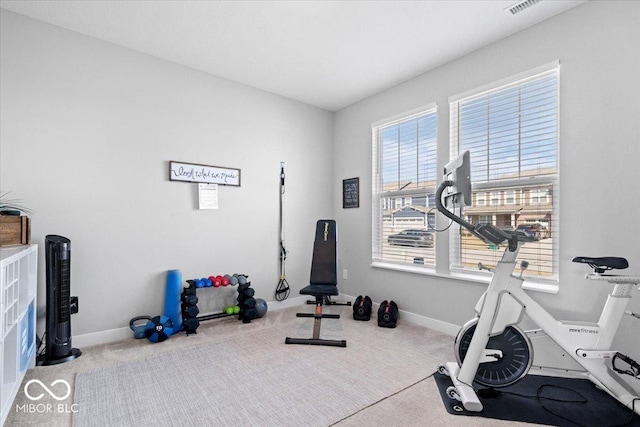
[342,177,359,208]
[169,161,241,186]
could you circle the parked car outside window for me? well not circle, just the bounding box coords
[387,229,434,247]
[515,223,549,241]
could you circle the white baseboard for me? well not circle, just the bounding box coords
[264,295,308,310]
[396,309,459,336]
[342,293,459,336]
[72,293,458,347]
[73,326,132,348]
[72,295,311,347]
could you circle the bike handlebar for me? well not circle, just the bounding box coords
[435,180,520,252]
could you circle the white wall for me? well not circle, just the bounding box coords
[1,10,334,338]
[333,0,640,355]
[2,1,639,359]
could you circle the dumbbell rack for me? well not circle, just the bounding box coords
[181,279,257,335]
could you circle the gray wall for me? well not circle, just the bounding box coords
[333,0,640,355]
[1,10,333,338]
[2,0,639,361]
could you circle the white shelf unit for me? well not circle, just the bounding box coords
[0,245,37,426]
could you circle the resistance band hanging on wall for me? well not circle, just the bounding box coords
[275,162,290,301]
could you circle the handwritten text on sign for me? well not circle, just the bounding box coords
[169,161,241,186]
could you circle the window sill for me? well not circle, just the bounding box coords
[371,261,559,294]
[371,261,440,277]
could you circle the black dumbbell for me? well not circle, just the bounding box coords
[183,305,199,318]
[183,317,200,333]
[182,294,198,305]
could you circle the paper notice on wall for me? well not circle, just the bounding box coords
[198,183,218,209]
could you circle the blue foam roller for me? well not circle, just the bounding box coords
[164,270,182,333]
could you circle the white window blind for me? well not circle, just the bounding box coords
[372,107,437,267]
[449,66,559,279]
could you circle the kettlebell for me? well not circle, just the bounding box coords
[353,295,372,321]
[130,315,152,339]
[377,300,399,328]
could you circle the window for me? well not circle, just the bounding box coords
[490,191,500,206]
[505,190,516,205]
[478,215,492,224]
[372,106,437,267]
[449,64,559,280]
[530,188,549,204]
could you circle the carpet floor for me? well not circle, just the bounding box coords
[6,305,557,426]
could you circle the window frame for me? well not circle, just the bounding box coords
[505,190,516,205]
[371,103,438,270]
[448,62,560,283]
[490,191,500,206]
[530,188,550,204]
[370,62,560,292]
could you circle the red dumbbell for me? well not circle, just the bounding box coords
[211,275,222,288]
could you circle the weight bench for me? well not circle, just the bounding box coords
[285,220,347,348]
[305,294,352,307]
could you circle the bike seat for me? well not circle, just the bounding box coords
[572,256,629,273]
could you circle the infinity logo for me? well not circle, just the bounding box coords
[24,379,71,401]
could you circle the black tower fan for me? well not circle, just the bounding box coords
[37,235,81,365]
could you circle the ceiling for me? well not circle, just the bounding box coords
[0,0,587,111]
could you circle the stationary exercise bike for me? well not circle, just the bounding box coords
[436,151,640,415]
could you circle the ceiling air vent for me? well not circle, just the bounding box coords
[506,0,542,15]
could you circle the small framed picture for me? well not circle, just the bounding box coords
[342,177,359,209]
